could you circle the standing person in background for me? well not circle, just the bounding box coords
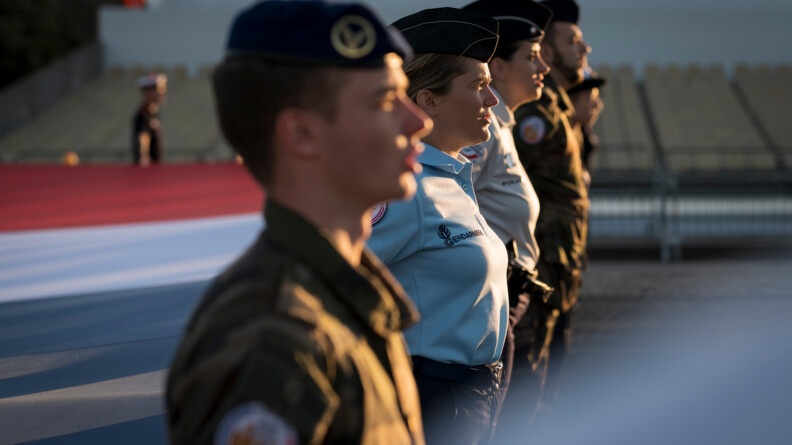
[458,0,554,438]
[166,1,433,444]
[507,0,591,432]
[367,7,508,445]
[567,68,606,186]
[132,72,167,166]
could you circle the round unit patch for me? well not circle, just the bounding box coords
[519,115,546,145]
[370,202,387,225]
[215,402,297,445]
[330,15,377,59]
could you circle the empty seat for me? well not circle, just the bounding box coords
[590,64,656,173]
[734,63,792,169]
[642,63,775,173]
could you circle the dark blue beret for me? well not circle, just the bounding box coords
[540,0,579,25]
[392,7,499,63]
[463,0,553,45]
[225,0,412,67]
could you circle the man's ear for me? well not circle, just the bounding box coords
[273,108,323,158]
[414,90,439,117]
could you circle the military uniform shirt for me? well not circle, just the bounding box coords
[166,201,424,445]
[512,76,589,272]
[367,144,509,366]
[461,88,541,273]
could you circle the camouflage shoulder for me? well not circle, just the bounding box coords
[210,323,340,445]
[167,284,339,445]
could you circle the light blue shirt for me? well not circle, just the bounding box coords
[367,144,509,366]
[461,88,541,272]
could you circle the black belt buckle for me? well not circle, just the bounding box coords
[412,356,503,389]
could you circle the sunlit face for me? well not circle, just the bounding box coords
[320,54,432,205]
[499,41,550,108]
[570,87,603,128]
[427,58,499,151]
[547,22,590,85]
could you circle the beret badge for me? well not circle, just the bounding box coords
[330,15,377,59]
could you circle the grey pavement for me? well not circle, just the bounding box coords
[512,246,792,445]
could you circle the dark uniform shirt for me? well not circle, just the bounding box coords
[132,106,162,163]
[512,76,589,310]
[166,201,424,445]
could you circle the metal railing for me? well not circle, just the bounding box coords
[589,166,792,261]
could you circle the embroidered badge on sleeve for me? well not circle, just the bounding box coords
[519,115,546,145]
[370,202,388,225]
[215,402,297,445]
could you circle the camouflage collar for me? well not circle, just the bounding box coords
[264,201,419,336]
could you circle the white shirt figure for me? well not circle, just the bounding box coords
[461,88,541,273]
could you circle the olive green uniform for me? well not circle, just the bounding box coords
[513,75,588,316]
[166,201,424,445]
[498,75,588,430]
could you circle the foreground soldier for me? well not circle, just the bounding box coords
[165,1,432,444]
[506,0,592,430]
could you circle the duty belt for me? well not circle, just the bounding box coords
[411,356,503,388]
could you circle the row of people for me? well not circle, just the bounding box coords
[165,0,605,444]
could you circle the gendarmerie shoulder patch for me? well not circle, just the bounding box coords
[330,14,376,59]
[519,115,546,145]
[370,202,387,225]
[215,401,297,445]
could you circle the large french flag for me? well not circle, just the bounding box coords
[0,163,264,303]
[0,163,265,443]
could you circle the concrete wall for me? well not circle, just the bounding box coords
[0,43,102,137]
[96,0,792,75]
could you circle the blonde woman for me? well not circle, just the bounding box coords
[367,7,508,445]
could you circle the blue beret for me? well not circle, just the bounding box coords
[225,0,412,67]
[463,0,553,45]
[392,7,499,63]
[540,0,579,24]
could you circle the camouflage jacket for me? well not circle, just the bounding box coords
[512,76,589,272]
[166,201,424,445]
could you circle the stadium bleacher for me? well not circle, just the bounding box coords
[734,63,792,170]
[591,64,656,172]
[0,65,232,164]
[1,62,791,175]
[641,64,777,173]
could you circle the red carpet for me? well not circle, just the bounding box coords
[0,163,263,231]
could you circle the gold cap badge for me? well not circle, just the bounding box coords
[330,15,376,59]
